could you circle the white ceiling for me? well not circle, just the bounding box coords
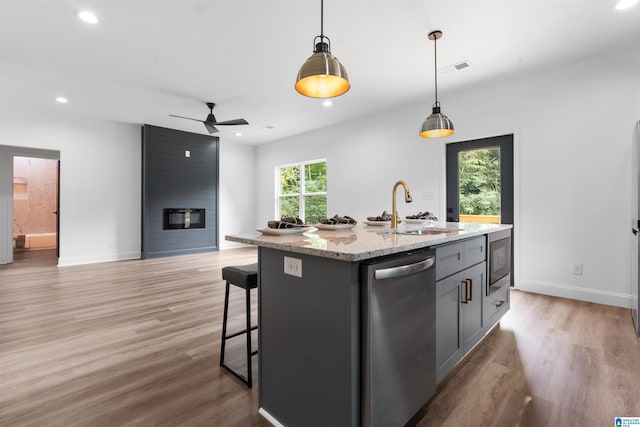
[1,0,639,145]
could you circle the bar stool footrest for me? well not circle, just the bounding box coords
[224,325,258,340]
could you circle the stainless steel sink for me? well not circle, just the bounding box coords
[396,228,458,235]
[378,227,461,235]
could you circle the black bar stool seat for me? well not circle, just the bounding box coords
[220,263,258,387]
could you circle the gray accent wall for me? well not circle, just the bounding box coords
[142,125,219,259]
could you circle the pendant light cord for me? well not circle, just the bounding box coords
[320,0,324,38]
[433,36,438,107]
[312,0,330,52]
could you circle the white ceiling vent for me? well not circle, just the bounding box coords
[439,60,472,74]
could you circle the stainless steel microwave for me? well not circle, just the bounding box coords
[487,228,512,295]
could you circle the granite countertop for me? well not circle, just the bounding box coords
[225,222,512,262]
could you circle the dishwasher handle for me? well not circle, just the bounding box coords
[374,256,435,280]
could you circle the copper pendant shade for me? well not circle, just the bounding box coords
[420,30,454,138]
[295,0,350,98]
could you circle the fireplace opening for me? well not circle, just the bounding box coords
[163,208,205,230]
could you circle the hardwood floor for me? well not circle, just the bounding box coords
[415,290,640,427]
[12,248,57,262]
[1,249,638,426]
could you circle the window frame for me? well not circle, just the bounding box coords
[275,158,327,223]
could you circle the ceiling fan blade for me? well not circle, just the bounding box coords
[169,114,204,123]
[213,119,249,126]
[204,122,219,134]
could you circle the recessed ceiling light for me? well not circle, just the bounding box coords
[234,132,242,137]
[55,97,69,104]
[76,10,98,24]
[322,100,333,107]
[615,0,638,9]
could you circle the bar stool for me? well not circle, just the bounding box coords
[220,263,258,387]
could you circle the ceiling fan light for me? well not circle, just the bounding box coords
[420,107,455,138]
[295,45,350,98]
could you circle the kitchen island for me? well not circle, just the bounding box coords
[226,222,512,427]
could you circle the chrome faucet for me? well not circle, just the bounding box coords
[391,180,412,229]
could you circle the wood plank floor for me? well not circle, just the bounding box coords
[1,248,638,426]
[12,249,57,263]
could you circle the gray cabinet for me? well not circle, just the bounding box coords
[483,278,510,326]
[435,270,463,381]
[435,236,486,383]
[435,241,465,280]
[461,262,485,353]
[435,236,486,281]
[464,236,486,268]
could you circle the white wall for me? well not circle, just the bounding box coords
[255,112,445,228]
[219,139,256,249]
[0,104,257,264]
[449,48,637,308]
[0,106,142,266]
[256,45,640,308]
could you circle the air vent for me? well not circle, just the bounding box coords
[439,60,472,74]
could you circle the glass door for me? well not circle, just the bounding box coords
[446,134,513,225]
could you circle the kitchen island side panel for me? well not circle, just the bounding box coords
[259,247,360,427]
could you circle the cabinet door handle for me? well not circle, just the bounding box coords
[495,300,505,308]
[461,280,469,304]
[466,278,473,301]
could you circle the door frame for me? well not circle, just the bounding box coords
[0,145,60,264]
[445,134,515,286]
[445,134,514,224]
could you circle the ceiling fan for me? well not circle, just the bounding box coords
[170,102,249,134]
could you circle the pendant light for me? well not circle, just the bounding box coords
[420,30,455,138]
[295,0,350,99]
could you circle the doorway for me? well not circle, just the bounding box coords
[12,156,59,262]
[0,145,60,265]
[446,134,514,286]
[445,134,514,225]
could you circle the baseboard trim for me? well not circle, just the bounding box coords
[516,279,632,309]
[57,251,141,267]
[142,246,218,259]
[258,407,284,427]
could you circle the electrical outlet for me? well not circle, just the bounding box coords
[573,263,583,276]
[284,256,302,278]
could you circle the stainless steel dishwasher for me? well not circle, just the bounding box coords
[361,248,436,427]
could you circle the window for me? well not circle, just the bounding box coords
[277,159,327,224]
[458,146,501,223]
